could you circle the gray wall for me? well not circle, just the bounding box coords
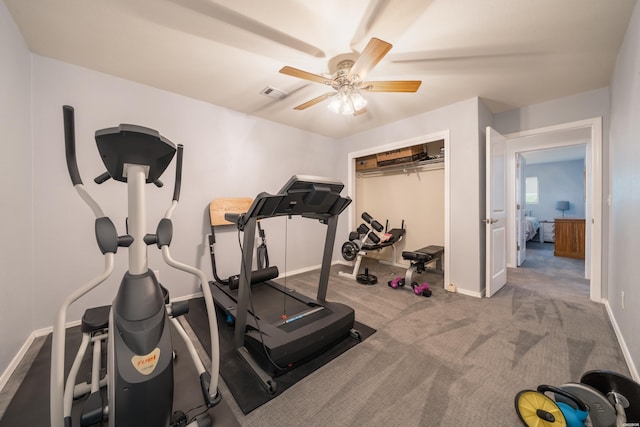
[30,55,343,331]
[0,1,34,384]
[525,159,586,222]
[609,0,640,379]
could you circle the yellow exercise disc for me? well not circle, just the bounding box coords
[515,390,567,427]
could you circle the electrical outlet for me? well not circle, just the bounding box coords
[447,283,457,293]
[621,291,625,309]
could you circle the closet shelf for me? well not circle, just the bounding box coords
[356,157,444,177]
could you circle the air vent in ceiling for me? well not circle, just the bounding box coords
[260,85,288,100]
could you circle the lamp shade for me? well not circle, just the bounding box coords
[327,89,367,115]
[555,201,570,211]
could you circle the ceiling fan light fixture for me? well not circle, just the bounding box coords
[351,91,367,111]
[327,96,346,114]
[327,87,367,115]
[281,38,419,115]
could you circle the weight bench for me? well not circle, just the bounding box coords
[339,212,406,284]
[339,227,406,284]
[402,245,444,288]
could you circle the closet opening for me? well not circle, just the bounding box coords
[346,131,450,289]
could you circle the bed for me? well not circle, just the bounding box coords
[525,216,541,241]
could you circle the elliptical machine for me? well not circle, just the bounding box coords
[50,106,221,427]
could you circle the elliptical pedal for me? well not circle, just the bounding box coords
[77,306,110,426]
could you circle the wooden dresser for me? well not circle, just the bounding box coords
[554,218,586,259]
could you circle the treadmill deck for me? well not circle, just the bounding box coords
[210,280,355,374]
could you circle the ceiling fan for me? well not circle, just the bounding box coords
[279,37,421,116]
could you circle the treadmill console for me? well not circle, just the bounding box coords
[278,175,344,194]
[242,175,351,224]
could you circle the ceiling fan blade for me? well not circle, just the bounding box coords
[350,0,391,49]
[169,0,325,58]
[353,108,367,116]
[360,80,422,92]
[387,46,540,64]
[280,66,333,85]
[350,0,435,51]
[348,37,392,81]
[293,92,335,110]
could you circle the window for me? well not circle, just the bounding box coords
[526,177,538,204]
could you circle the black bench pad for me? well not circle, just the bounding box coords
[361,228,406,251]
[402,245,444,262]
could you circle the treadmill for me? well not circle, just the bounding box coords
[209,175,354,393]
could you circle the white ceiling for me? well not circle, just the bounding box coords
[4,0,637,138]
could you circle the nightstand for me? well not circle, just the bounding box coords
[539,220,555,243]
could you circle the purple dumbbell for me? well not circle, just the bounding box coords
[388,277,404,289]
[412,282,431,297]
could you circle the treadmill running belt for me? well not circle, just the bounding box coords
[248,282,311,324]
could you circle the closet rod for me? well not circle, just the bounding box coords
[356,158,444,178]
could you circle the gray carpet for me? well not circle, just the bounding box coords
[227,244,629,426]
[0,243,630,426]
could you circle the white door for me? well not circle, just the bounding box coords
[516,154,527,266]
[485,127,507,297]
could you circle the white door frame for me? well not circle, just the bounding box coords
[504,117,602,302]
[516,154,527,267]
[346,130,451,289]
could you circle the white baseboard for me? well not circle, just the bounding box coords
[0,332,36,393]
[280,263,324,277]
[604,299,639,381]
[171,291,204,302]
[33,319,82,338]
[456,288,483,298]
[378,259,409,268]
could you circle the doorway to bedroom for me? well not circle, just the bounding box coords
[512,141,588,298]
[519,145,587,262]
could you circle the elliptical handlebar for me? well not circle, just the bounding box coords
[63,106,105,219]
[173,144,183,202]
[161,144,183,221]
[63,105,82,186]
[158,144,221,404]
